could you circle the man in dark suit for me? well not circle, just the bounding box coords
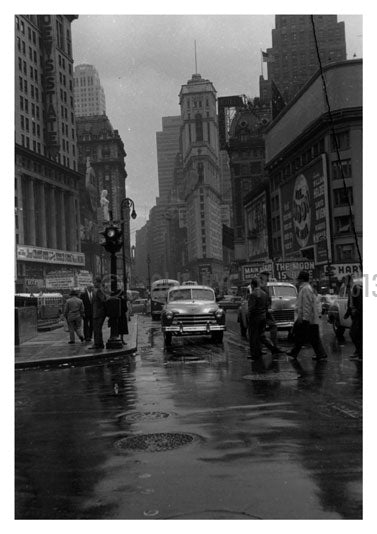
[248,278,279,360]
[88,277,107,350]
[80,283,94,342]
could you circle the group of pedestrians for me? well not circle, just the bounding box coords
[63,276,128,348]
[247,269,361,362]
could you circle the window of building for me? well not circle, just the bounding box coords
[331,159,352,180]
[335,215,353,234]
[20,115,24,129]
[333,187,353,207]
[331,131,350,151]
[336,243,355,262]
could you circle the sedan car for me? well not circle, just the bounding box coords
[328,277,362,340]
[238,281,297,338]
[161,285,226,347]
[217,295,243,310]
[131,298,149,314]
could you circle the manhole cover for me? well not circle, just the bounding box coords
[166,509,261,519]
[114,432,201,452]
[243,371,298,381]
[120,411,171,423]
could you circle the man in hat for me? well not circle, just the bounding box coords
[287,270,327,361]
[259,270,283,353]
[88,276,107,350]
[64,288,85,344]
[80,283,94,342]
[248,277,281,360]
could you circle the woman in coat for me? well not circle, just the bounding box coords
[118,290,129,344]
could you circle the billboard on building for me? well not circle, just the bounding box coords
[280,155,331,265]
[245,191,269,260]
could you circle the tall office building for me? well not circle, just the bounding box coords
[156,116,182,202]
[179,73,223,286]
[15,15,85,292]
[265,15,346,103]
[74,64,106,117]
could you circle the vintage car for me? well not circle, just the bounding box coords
[217,295,243,310]
[327,277,363,340]
[237,281,297,338]
[161,285,226,347]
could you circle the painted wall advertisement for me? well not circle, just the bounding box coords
[280,155,331,265]
[245,191,269,260]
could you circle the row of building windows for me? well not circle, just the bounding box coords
[19,97,40,120]
[186,98,210,109]
[16,37,38,65]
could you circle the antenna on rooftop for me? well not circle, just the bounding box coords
[194,40,198,74]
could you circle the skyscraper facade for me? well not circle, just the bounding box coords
[15,15,85,292]
[179,73,223,286]
[266,15,346,103]
[156,116,182,202]
[74,64,106,117]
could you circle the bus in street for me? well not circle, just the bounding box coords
[151,279,179,320]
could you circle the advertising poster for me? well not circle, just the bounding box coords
[246,191,269,260]
[280,155,331,264]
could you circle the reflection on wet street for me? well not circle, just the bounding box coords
[15,313,362,519]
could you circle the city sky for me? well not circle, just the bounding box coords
[70,12,363,244]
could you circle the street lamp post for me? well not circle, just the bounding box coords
[120,198,137,318]
[147,254,151,295]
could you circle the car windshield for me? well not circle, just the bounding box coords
[169,288,214,301]
[192,289,214,301]
[272,286,297,297]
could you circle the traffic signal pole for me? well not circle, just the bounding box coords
[100,221,123,350]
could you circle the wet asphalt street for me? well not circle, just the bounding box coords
[15,312,362,519]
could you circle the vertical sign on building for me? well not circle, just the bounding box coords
[41,15,60,157]
[280,155,330,264]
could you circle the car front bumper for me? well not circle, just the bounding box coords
[162,323,226,334]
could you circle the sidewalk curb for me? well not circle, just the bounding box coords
[15,317,138,370]
[15,345,137,369]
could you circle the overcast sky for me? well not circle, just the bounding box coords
[71,13,362,243]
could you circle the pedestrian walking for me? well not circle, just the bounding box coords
[248,278,280,360]
[259,270,283,353]
[64,288,85,344]
[88,276,107,350]
[345,279,362,360]
[118,290,129,345]
[287,270,328,361]
[80,283,94,342]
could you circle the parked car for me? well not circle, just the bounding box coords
[327,277,363,340]
[217,295,243,310]
[237,282,297,338]
[161,285,226,347]
[131,298,149,314]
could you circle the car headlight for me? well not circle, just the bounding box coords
[215,309,224,318]
[165,311,174,320]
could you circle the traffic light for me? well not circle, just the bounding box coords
[100,225,123,254]
[325,264,335,278]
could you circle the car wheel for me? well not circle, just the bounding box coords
[333,319,345,341]
[212,331,223,343]
[164,332,172,347]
